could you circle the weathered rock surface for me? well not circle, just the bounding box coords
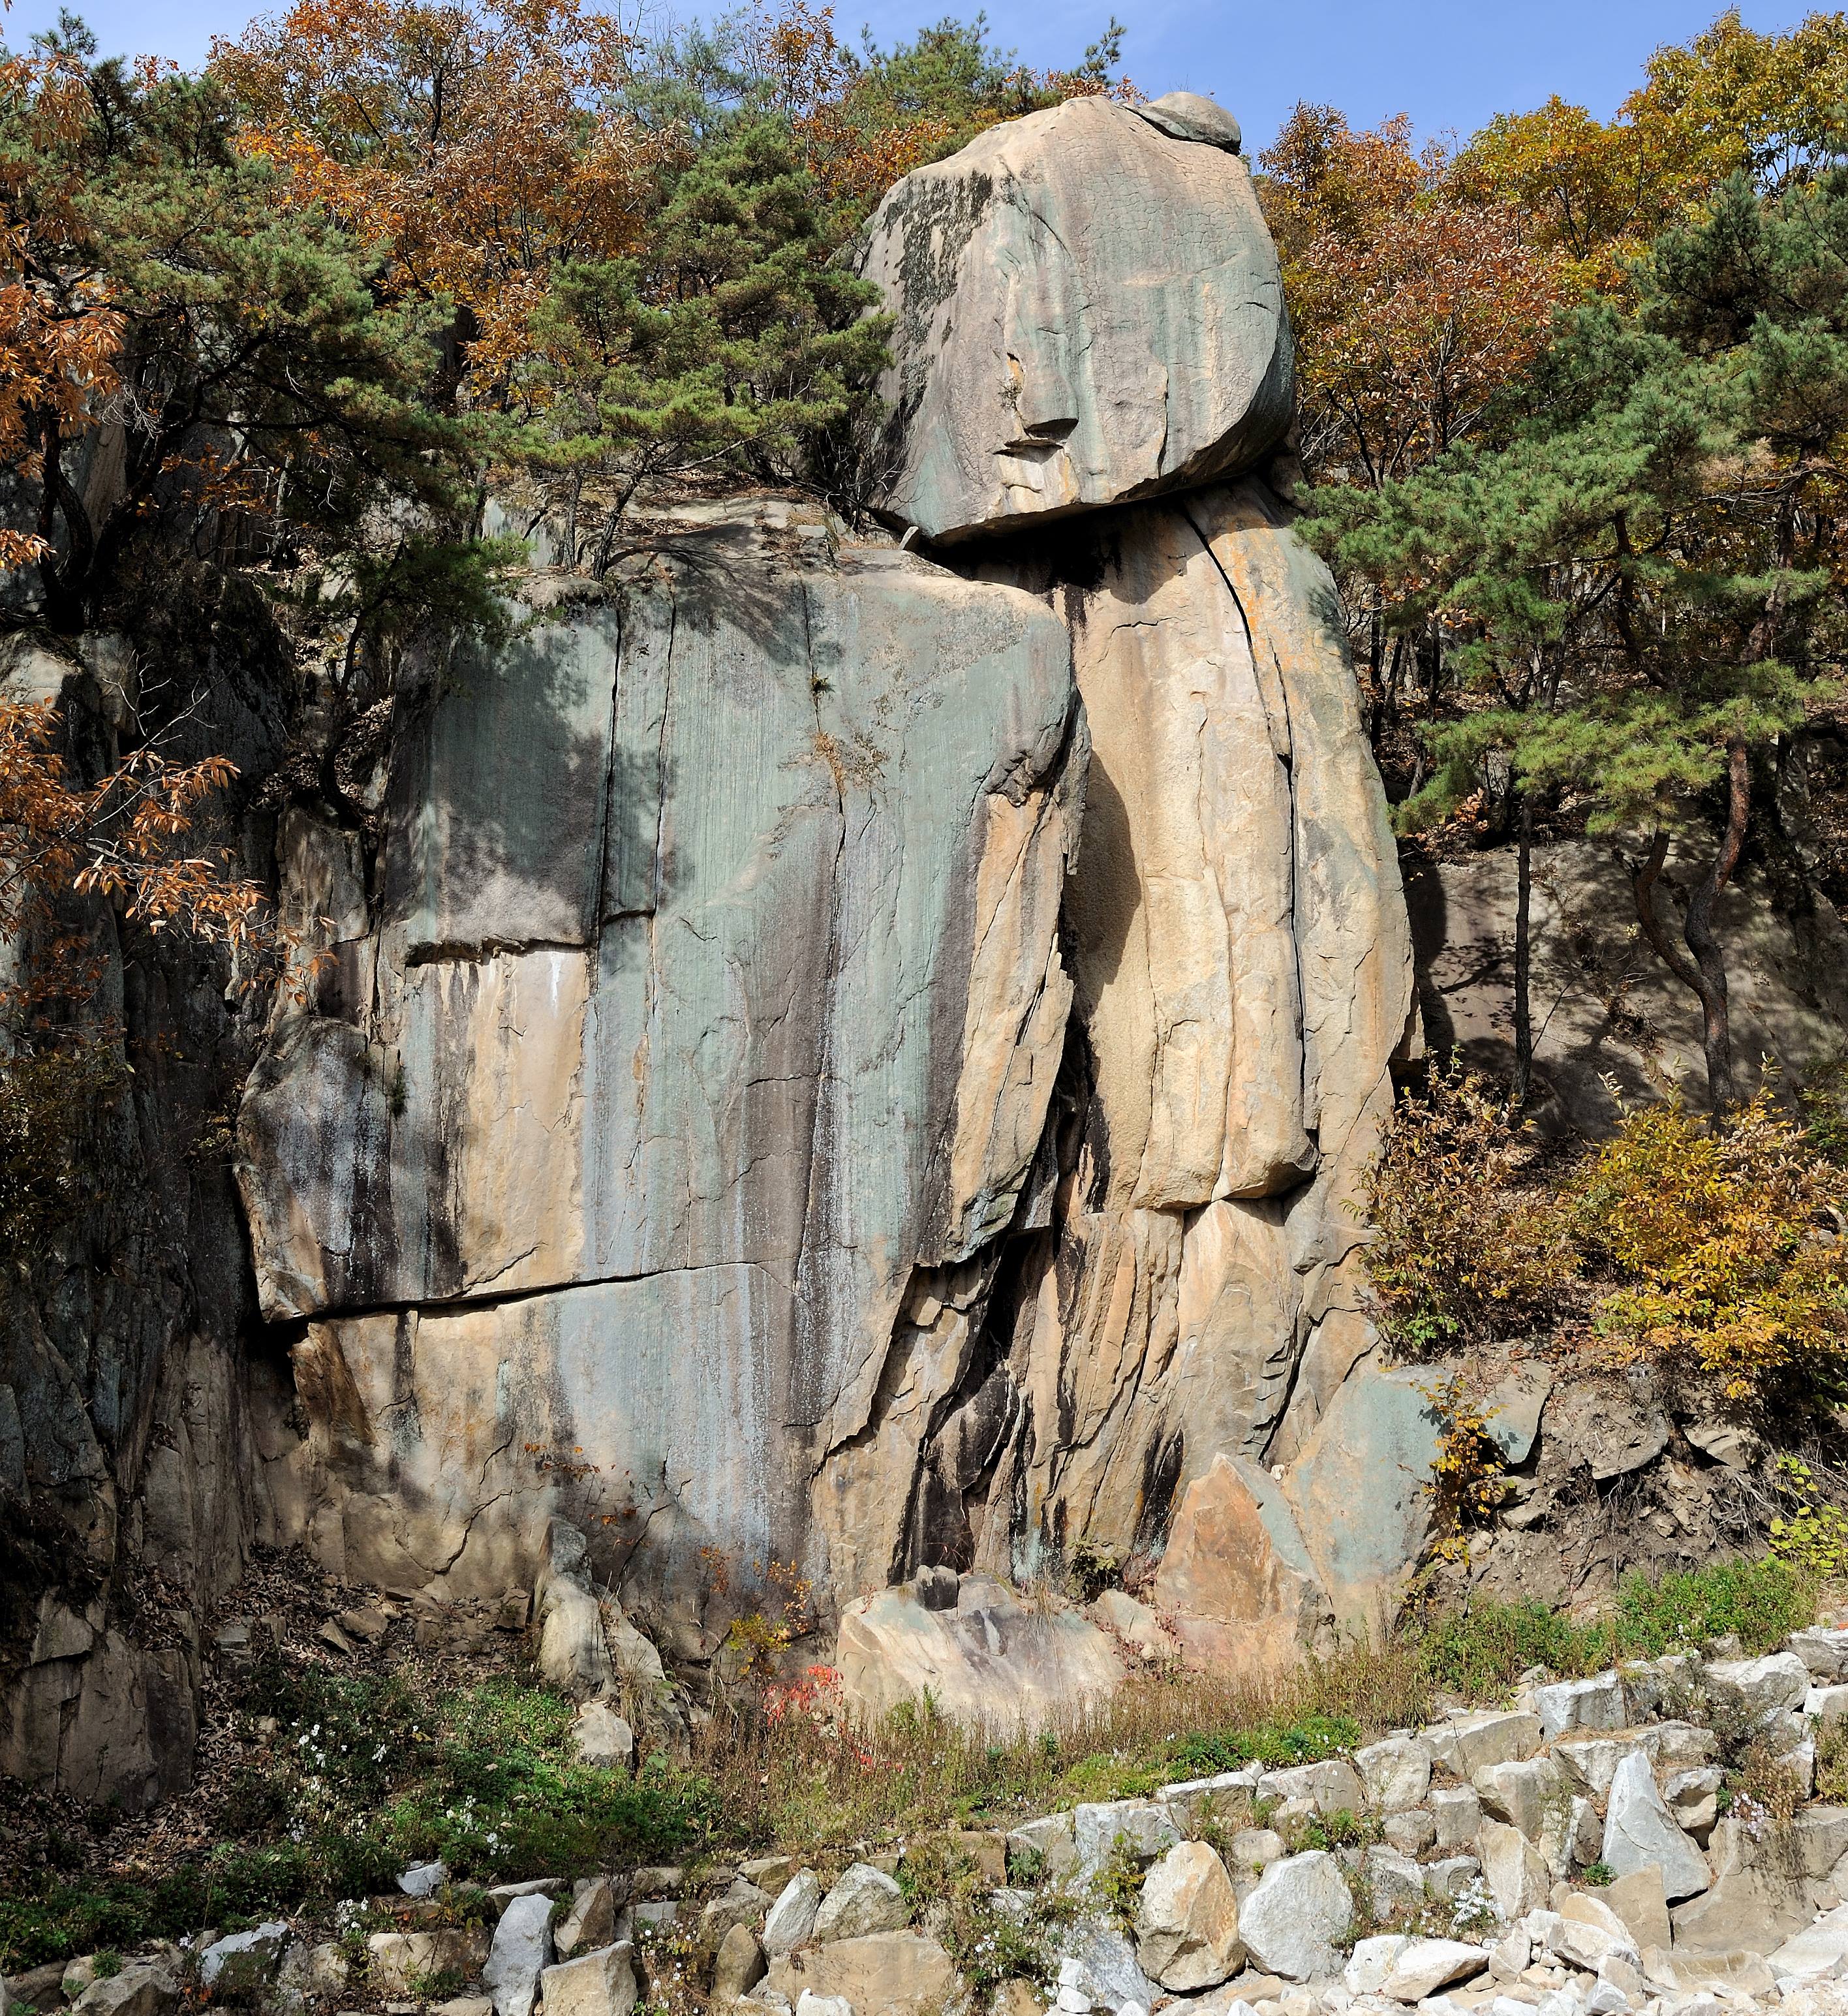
[1601,1751,1711,1901]
[812,1863,909,1944]
[763,1871,824,1957]
[1238,1851,1355,1981]
[1135,1840,1243,1989]
[1380,1939,1488,2003]
[856,97,1289,544]
[241,504,1084,1619]
[483,1892,554,2016]
[836,1577,1123,1726]
[12,73,1434,1805]
[961,480,1417,1636]
[763,1931,959,2016]
[538,1944,636,2016]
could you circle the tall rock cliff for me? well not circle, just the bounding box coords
[230,94,1416,1658]
[3,89,1423,1799]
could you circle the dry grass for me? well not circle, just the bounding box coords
[683,1641,1438,1860]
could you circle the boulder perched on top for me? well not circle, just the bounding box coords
[856,95,1291,543]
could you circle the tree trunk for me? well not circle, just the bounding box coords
[1511,790,1534,1108]
[1681,737,1750,1113]
[1627,738,1751,1113]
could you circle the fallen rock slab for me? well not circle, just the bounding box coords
[1135,1840,1243,1991]
[572,1700,634,1771]
[1601,1867,1670,1953]
[1770,1901,1848,1983]
[837,1579,1123,1729]
[1072,1798,1180,1876]
[1601,1751,1710,1901]
[367,1930,493,1997]
[1533,1673,1626,1740]
[763,1931,961,2016]
[1346,1935,1413,1995]
[1427,1710,1543,1777]
[1237,1850,1353,1981]
[1052,1925,1158,2015]
[713,1925,766,2002]
[1381,1938,1490,2002]
[1702,1652,1810,1728]
[1479,1820,1548,1921]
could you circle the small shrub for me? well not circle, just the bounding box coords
[1421,1373,1509,1566]
[1575,1089,1848,1407]
[1581,1861,1614,1887]
[1361,1058,1578,1355]
[1768,1457,1848,1575]
[1094,1835,1146,1931]
[943,1902,1046,1993]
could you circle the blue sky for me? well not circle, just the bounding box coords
[3,0,1810,155]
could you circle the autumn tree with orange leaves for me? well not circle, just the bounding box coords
[211,0,646,384]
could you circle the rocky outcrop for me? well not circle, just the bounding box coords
[856,96,1291,543]
[0,635,291,1814]
[238,503,1084,1639]
[925,481,1418,1618]
[8,82,1433,1795]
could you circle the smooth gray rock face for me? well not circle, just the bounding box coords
[240,505,1083,1612]
[1238,1852,1354,1981]
[484,1893,555,2016]
[857,97,1291,543]
[1602,1752,1710,1902]
[812,1863,909,1944]
[763,1870,824,1956]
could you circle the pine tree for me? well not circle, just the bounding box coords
[1306,167,1848,1111]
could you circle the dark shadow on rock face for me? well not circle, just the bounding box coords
[1399,843,1455,1061]
[1067,754,1138,1004]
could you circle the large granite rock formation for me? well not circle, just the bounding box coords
[856,95,1292,544]
[5,84,1434,1796]
[236,94,1417,1667]
[238,504,1085,1644]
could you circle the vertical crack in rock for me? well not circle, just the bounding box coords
[1179,495,1312,1147]
[790,570,851,1433]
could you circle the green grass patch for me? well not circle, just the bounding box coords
[1414,1554,1815,1693]
[3,1555,1814,1973]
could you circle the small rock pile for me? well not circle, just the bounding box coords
[15,1629,1848,2016]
